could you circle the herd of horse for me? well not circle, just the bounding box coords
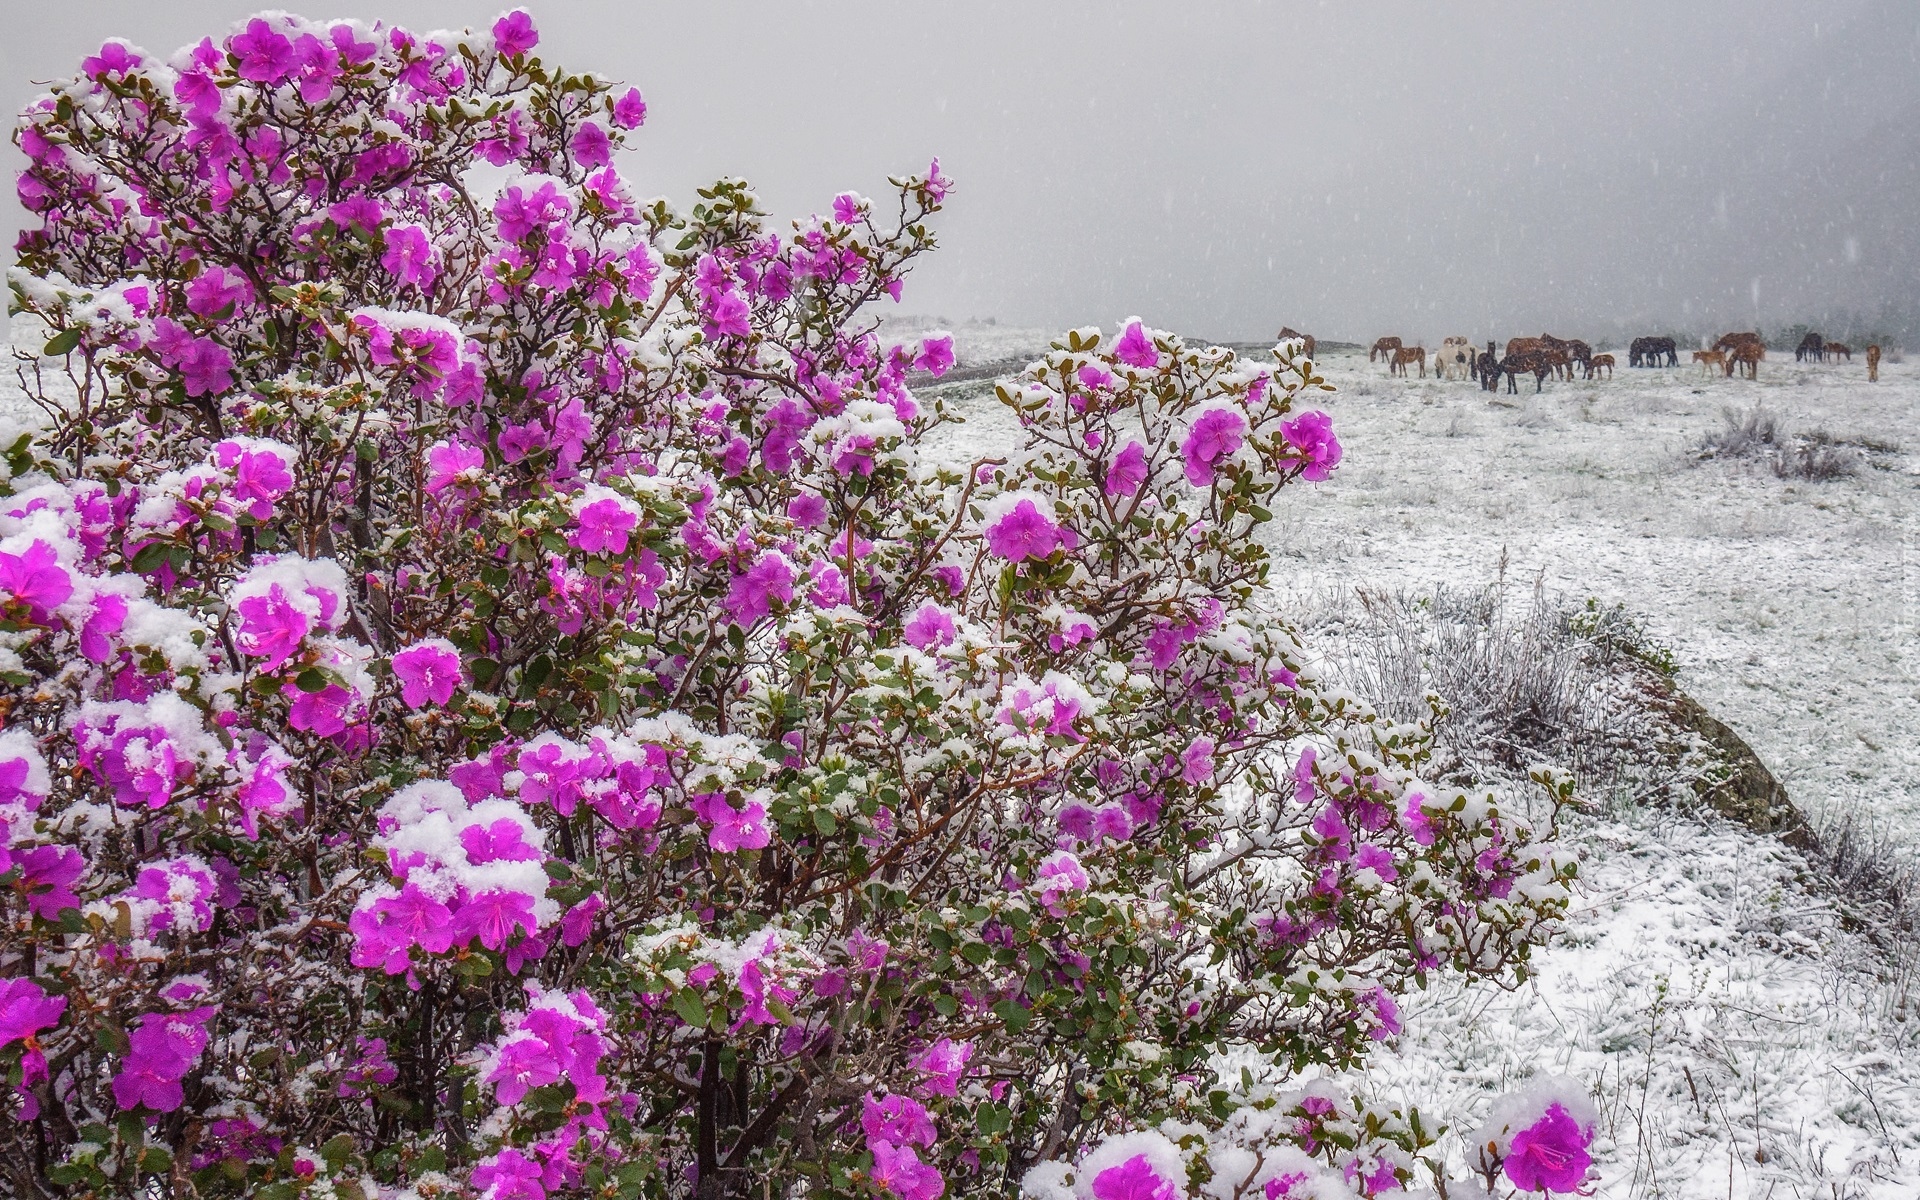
[1270,329,1887,393]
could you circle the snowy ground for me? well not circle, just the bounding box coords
[908,322,1920,1199]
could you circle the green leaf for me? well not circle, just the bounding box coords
[671,989,706,1027]
[811,808,837,837]
[293,669,329,693]
[992,999,1032,1032]
[129,541,170,573]
[41,328,82,357]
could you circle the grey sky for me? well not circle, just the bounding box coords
[7,1,1917,343]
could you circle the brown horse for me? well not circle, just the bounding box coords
[1714,331,1764,357]
[1498,350,1553,393]
[1693,349,1726,377]
[1505,336,1547,358]
[1866,344,1881,382]
[1390,346,1427,378]
[1584,354,1614,379]
[1370,336,1403,363]
[1727,343,1763,379]
[1277,327,1317,359]
[1823,342,1852,362]
[1565,340,1593,375]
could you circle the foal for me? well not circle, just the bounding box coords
[1693,349,1726,377]
[1584,354,1614,379]
[1866,344,1881,381]
[1823,342,1852,362]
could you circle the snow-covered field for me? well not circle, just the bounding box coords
[911,322,1920,1198]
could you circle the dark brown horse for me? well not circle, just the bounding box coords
[1795,333,1825,362]
[1726,342,1764,379]
[1370,336,1403,363]
[1498,351,1553,393]
[1629,336,1678,367]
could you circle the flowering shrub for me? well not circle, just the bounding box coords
[5,10,1582,1199]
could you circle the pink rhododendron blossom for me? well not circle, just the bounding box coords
[0,541,72,624]
[492,9,539,56]
[902,603,956,651]
[230,18,298,84]
[863,1092,937,1148]
[391,639,463,707]
[112,1007,216,1113]
[186,266,253,321]
[1180,736,1215,785]
[213,438,295,520]
[1181,407,1246,487]
[82,41,143,80]
[909,1038,972,1096]
[984,498,1061,561]
[612,87,648,128]
[569,488,642,555]
[0,978,65,1049]
[570,121,611,169]
[871,1140,945,1200]
[914,335,954,376]
[381,223,438,288]
[690,792,771,853]
[1504,1105,1594,1193]
[1092,1155,1178,1200]
[426,439,485,494]
[234,584,310,672]
[1033,850,1089,914]
[19,846,85,920]
[725,552,793,626]
[1281,410,1342,482]
[1105,441,1149,496]
[287,684,354,737]
[1113,320,1158,368]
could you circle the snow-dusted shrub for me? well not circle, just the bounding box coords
[4,11,1583,1199]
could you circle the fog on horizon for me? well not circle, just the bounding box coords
[6,0,1917,347]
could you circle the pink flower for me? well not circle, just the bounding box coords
[1181,408,1246,487]
[691,793,771,853]
[426,439,485,494]
[1105,441,1149,496]
[924,157,952,203]
[1180,736,1215,785]
[0,978,65,1048]
[229,18,297,84]
[471,1149,544,1200]
[1281,411,1342,482]
[454,889,539,951]
[725,552,793,626]
[915,335,955,376]
[1505,1104,1593,1194]
[214,439,294,520]
[863,1092,938,1148]
[570,494,641,555]
[612,87,648,129]
[1113,321,1159,369]
[1363,985,1401,1040]
[909,1038,973,1096]
[1034,850,1089,914]
[18,845,85,920]
[984,499,1061,561]
[287,684,353,736]
[82,41,143,80]
[391,640,463,707]
[492,10,540,57]
[1092,1155,1178,1200]
[0,540,72,624]
[871,1141,946,1200]
[350,883,455,973]
[112,1007,216,1113]
[570,121,611,169]
[903,603,957,651]
[234,584,310,673]
[704,290,752,340]
[381,223,438,288]
[185,267,252,322]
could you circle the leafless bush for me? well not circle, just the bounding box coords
[1771,433,1861,481]
[1299,583,1708,806]
[1693,403,1779,461]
